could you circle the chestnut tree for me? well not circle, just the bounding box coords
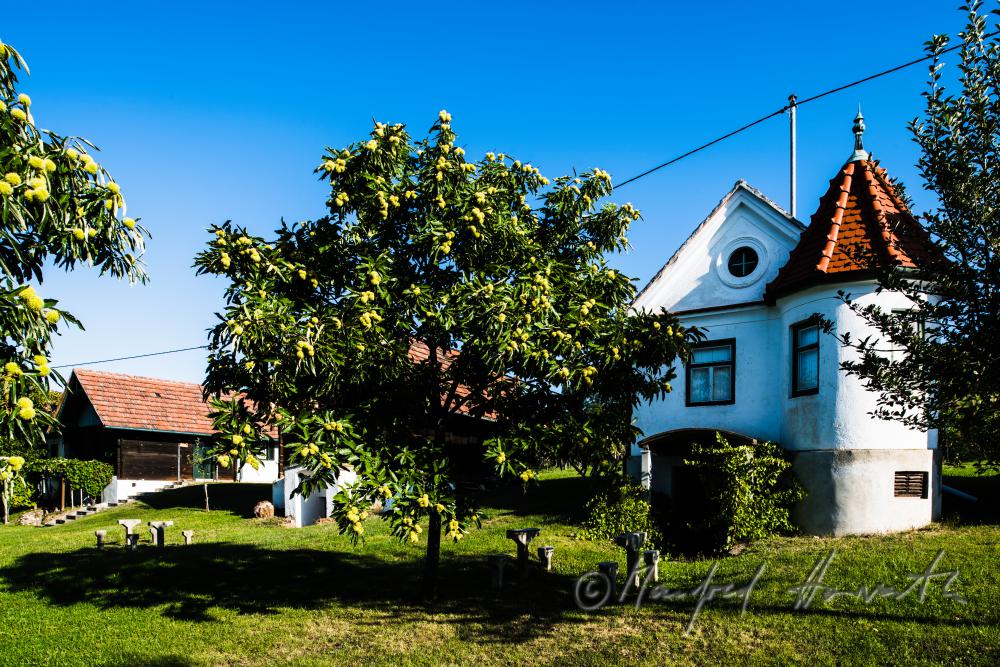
[195,112,693,597]
[0,38,147,461]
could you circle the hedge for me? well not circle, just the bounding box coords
[28,458,114,499]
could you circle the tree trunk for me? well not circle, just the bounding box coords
[1,496,8,525]
[421,512,442,601]
[203,482,210,512]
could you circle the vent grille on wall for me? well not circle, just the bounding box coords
[894,471,928,499]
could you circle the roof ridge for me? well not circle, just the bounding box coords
[735,179,798,222]
[816,162,854,272]
[859,161,904,264]
[73,367,203,389]
[765,153,932,303]
[868,162,911,214]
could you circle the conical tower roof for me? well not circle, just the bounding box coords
[765,112,934,302]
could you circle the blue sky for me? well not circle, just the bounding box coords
[4,1,968,383]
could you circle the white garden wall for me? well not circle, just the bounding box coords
[100,477,175,503]
[272,466,358,528]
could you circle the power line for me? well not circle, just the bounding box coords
[613,31,984,190]
[613,110,787,189]
[52,345,209,369]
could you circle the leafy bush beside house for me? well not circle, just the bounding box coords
[0,455,26,522]
[6,477,33,510]
[675,433,804,553]
[1,458,115,515]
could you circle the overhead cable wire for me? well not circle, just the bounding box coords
[613,32,986,190]
[52,345,209,369]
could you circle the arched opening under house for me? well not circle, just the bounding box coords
[637,428,766,554]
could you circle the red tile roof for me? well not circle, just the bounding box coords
[407,340,459,367]
[67,342,489,435]
[407,340,496,418]
[71,369,220,435]
[765,158,933,302]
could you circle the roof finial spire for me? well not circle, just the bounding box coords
[849,105,869,162]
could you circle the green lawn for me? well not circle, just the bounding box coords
[0,467,997,666]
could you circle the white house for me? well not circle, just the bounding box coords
[630,113,940,536]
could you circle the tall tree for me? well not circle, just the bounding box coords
[195,111,693,598]
[836,3,1000,468]
[0,38,147,461]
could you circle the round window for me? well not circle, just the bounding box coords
[727,246,759,278]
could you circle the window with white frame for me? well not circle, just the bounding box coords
[686,339,735,406]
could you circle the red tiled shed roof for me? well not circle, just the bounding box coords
[67,344,489,434]
[407,340,497,418]
[765,157,933,302]
[71,368,219,435]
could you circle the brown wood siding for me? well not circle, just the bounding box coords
[179,443,194,479]
[118,440,198,481]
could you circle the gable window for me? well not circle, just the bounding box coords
[791,320,819,396]
[727,246,759,278]
[718,238,768,288]
[686,339,735,406]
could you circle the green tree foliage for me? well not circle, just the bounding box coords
[835,3,1000,469]
[0,38,148,457]
[0,388,60,461]
[194,111,694,596]
[28,458,114,499]
[682,433,804,552]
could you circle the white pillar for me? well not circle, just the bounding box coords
[640,448,652,491]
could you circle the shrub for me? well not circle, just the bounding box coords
[8,481,34,510]
[682,432,804,552]
[579,478,662,548]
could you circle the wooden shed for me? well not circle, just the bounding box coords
[52,369,277,483]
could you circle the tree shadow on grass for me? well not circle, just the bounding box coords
[0,542,587,643]
[136,483,272,518]
[941,471,1000,526]
[483,474,592,525]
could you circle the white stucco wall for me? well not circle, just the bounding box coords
[237,459,280,483]
[632,280,935,456]
[101,477,175,503]
[633,304,783,449]
[272,467,358,528]
[776,282,931,453]
[633,186,804,315]
[793,449,937,535]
